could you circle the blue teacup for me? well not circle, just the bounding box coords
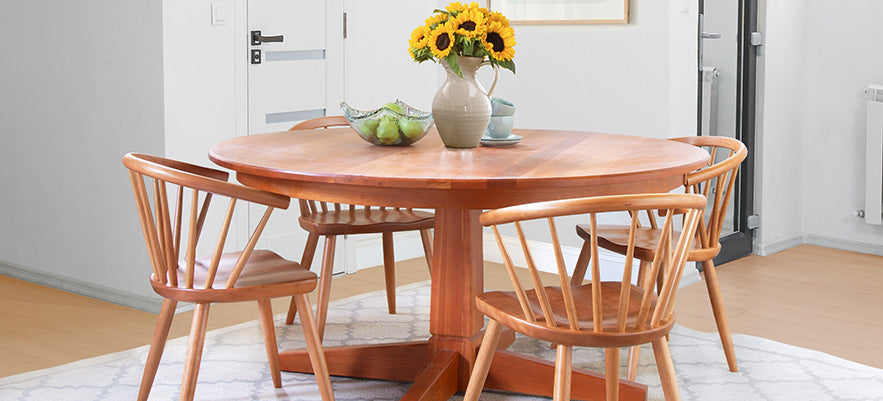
[490,97,515,116]
[487,116,514,139]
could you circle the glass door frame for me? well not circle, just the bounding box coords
[697,0,758,265]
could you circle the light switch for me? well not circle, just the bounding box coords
[212,1,228,26]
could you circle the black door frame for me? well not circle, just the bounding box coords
[697,0,758,265]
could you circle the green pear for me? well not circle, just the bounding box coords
[384,102,405,114]
[361,119,379,136]
[376,120,400,145]
[400,120,424,139]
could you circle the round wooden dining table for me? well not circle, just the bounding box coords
[210,128,709,401]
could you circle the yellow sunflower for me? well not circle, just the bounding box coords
[409,25,431,49]
[466,2,486,13]
[445,2,468,14]
[486,11,511,27]
[425,13,448,30]
[428,23,455,59]
[482,21,516,61]
[451,8,486,38]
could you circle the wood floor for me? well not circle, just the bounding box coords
[1,244,880,379]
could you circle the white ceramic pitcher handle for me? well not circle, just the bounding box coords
[479,60,500,100]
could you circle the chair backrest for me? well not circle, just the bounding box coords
[287,116,413,218]
[122,153,290,290]
[670,136,747,251]
[480,193,705,334]
[288,116,350,131]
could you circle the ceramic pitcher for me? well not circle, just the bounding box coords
[432,56,499,148]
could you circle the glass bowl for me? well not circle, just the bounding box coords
[340,101,434,146]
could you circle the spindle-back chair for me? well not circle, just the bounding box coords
[571,136,747,375]
[123,153,334,401]
[463,193,705,401]
[282,116,435,340]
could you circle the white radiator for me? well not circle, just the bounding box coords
[866,84,883,225]
[701,66,720,136]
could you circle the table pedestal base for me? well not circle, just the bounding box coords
[277,336,647,401]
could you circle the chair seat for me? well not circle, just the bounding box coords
[575,224,721,262]
[476,283,674,349]
[152,250,317,302]
[299,208,435,235]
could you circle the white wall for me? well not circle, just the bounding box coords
[799,1,883,253]
[0,1,165,309]
[757,0,883,255]
[486,1,697,140]
[754,0,806,254]
[163,0,239,166]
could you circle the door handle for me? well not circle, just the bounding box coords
[251,30,284,45]
[701,32,722,39]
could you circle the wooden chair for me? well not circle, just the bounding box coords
[570,136,747,376]
[464,193,706,401]
[282,116,435,340]
[122,153,334,401]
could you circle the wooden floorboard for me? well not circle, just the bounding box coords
[1,244,881,378]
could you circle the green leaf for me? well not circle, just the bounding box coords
[496,58,516,74]
[445,53,463,78]
[463,39,474,56]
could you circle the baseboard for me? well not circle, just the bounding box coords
[0,260,164,313]
[756,233,883,257]
[347,232,428,273]
[804,234,883,257]
[755,234,803,256]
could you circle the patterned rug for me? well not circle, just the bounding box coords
[2,281,882,400]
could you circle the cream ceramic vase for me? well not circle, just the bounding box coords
[432,56,499,148]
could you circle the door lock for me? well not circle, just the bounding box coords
[251,30,284,45]
[251,49,261,64]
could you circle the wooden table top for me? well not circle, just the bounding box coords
[209,128,710,209]
[209,127,708,400]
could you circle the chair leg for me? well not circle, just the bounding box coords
[651,338,681,401]
[180,303,210,401]
[286,233,320,325]
[138,299,177,401]
[701,259,738,372]
[463,320,503,401]
[382,232,396,314]
[626,345,640,381]
[605,348,620,401]
[257,299,282,388]
[315,235,337,342]
[553,344,573,401]
[419,228,433,273]
[294,294,335,401]
[570,241,591,285]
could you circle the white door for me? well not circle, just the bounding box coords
[248,0,338,134]
[246,0,345,271]
[242,0,435,272]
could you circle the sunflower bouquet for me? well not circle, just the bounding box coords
[409,2,516,78]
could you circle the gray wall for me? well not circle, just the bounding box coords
[757,0,883,255]
[0,1,165,309]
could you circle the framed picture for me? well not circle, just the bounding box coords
[488,0,629,25]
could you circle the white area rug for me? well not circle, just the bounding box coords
[2,281,882,400]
